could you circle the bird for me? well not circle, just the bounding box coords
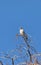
[16,27,28,41]
[19,27,28,40]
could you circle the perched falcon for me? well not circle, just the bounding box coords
[19,27,28,41]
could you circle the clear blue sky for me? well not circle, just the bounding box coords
[0,0,41,64]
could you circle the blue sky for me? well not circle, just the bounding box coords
[0,0,41,64]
